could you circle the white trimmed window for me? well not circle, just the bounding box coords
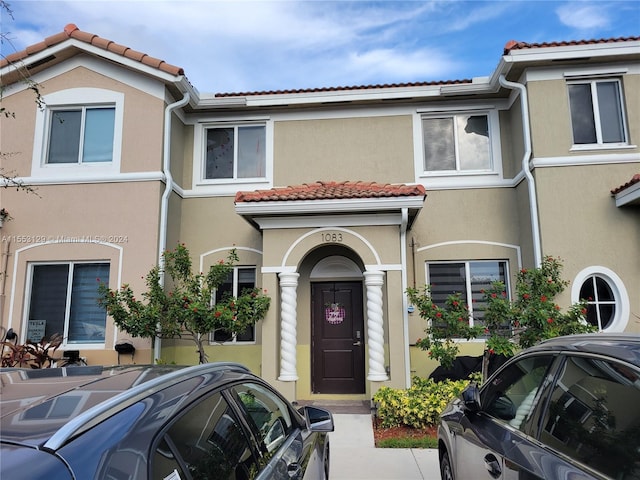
[205,125,266,180]
[427,260,509,327]
[47,107,115,164]
[26,262,110,346]
[568,79,628,147]
[421,112,493,173]
[32,88,124,178]
[572,267,630,332]
[211,267,257,343]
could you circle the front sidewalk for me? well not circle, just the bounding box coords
[330,414,441,480]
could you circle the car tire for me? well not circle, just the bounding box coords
[324,442,330,480]
[440,450,454,480]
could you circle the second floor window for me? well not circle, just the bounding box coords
[422,114,491,172]
[205,125,266,180]
[47,107,115,164]
[568,79,627,146]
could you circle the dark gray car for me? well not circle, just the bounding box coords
[0,362,333,480]
[438,333,640,480]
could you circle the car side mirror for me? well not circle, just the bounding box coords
[461,383,481,413]
[302,406,334,432]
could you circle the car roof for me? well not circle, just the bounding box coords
[0,362,251,449]
[523,333,640,366]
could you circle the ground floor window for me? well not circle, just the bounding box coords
[579,274,616,330]
[427,260,509,328]
[572,267,629,332]
[211,267,256,343]
[27,262,110,345]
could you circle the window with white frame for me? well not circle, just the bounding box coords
[572,267,629,332]
[422,113,492,172]
[47,106,115,164]
[205,125,266,180]
[32,88,124,178]
[26,262,110,345]
[427,260,509,328]
[211,267,257,343]
[568,79,627,146]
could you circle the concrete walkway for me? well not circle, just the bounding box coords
[329,414,441,480]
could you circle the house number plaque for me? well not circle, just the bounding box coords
[320,232,343,243]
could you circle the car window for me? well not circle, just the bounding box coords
[231,383,294,457]
[539,355,640,479]
[152,391,259,480]
[481,355,555,431]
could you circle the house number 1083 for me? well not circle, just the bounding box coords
[321,232,343,242]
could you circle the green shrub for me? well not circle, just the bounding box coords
[372,375,480,429]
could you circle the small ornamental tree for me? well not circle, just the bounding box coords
[406,290,483,368]
[98,244,270,364]
[409,256,596,378]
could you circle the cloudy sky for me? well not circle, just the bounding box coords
[2,0,639,94]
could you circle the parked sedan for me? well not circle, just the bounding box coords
[438,333,640,480]
[0,363,333,480]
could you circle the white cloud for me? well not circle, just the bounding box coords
[4,1,638,93]
[344,48,458,83]
[556,3,611,30]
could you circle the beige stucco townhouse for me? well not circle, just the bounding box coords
[1,25,638,402]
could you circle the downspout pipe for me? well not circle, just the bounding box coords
[154,91,190,362]
[400,208,411,388]
[499,75,542,268]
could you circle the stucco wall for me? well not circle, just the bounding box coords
[528,73,640,159]
[535,164,640,332]
[273,115,415,185]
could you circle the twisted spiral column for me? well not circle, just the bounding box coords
[364,270,388,381]
[278,272,299,381]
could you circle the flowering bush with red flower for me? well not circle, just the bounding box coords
[406,289,483,368]
[509,256,594,349]
[98,244,270,364]
[410,256,595,377]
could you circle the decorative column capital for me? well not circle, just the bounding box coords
[278,272,300,286]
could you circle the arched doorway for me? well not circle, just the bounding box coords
[310,256,365,394]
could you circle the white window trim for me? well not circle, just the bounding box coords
[567,78,630,150]
[193,120,273,196]
[23,260,110,349]
[32,88,124,179]
[413,109,503,188]
[571,266,630,332]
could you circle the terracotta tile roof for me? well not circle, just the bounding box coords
[215,79,472,98]
[0,23,184,76]
[611,174,640,195]
[235,181,426,203]
[504,36,640,55]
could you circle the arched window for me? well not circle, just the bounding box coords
[572,267,629,332]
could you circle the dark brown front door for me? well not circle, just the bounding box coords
[311,282,365,394]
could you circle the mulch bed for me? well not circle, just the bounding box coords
[372,418,437,446]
